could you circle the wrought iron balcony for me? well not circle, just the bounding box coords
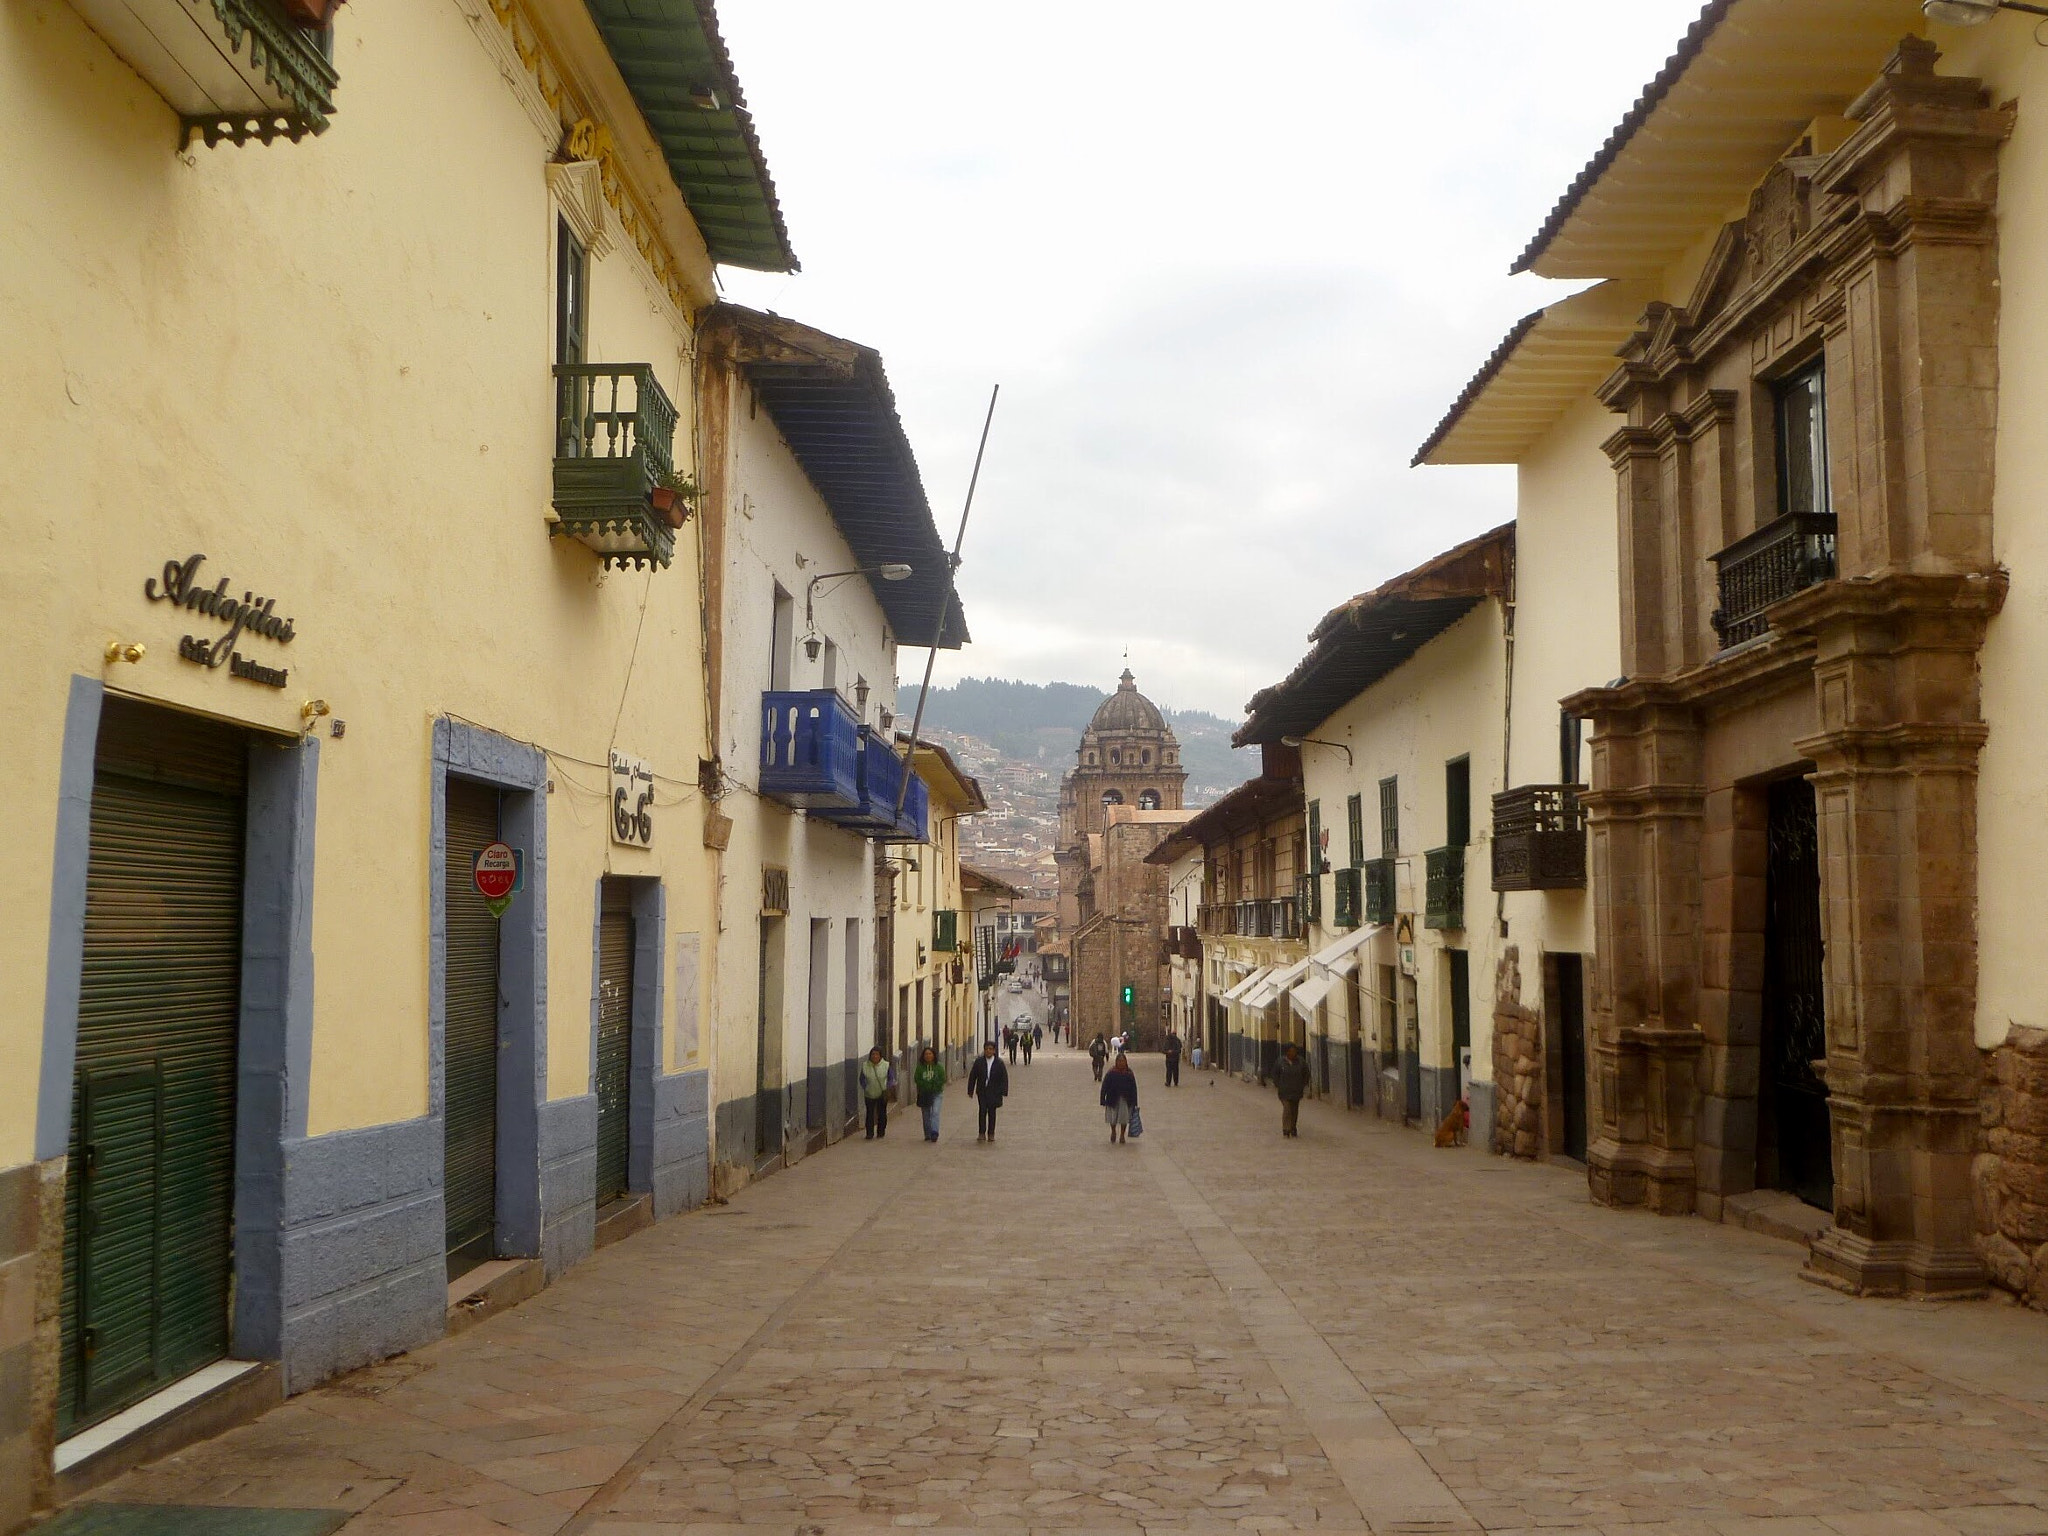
[551,364,681,569]
[1710,512,1837,649]
[1491,785,1587,892]
[1425,846,1465,931]
[1363,859,1396,926]
[759,691,861,811]
[73,0,340,147]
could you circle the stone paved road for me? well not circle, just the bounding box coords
[89,1047,2048,1535]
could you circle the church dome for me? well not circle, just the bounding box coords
[1087,669,1169,736]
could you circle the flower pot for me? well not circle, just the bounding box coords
[282,0,346,25]
[650,485,692,529]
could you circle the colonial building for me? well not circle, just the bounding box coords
[1052,670,1190,1048]
[1238,527,1514,1135]
[889,742,986,1080]
[1149,749,1306,1083]
[697,307,963,1186]
[1161,846,1207,1060]
[0,0,806,1517]
[1438,0,2048,1305]
[1411,284,1636,1163]
[1070,807,1193,1050]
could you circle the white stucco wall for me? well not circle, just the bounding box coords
[711,397,900,1144]
[1296,603,1506,1098]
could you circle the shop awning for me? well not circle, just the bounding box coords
[1245,955,1312,1009]
[1221,967,1272,1004]
[1309,923,1386,977]
[1289,971,1337,1020]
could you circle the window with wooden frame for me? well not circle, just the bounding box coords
[1347,793,1364,867]
[1378,777,1399,857]
[1774,359,1830,519]
[1445,756,1471,848]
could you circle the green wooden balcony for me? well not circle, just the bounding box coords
[552,364,680,570]
[72,0,340,147]
[1362,859,1396,927]
[1424,846,1465,931]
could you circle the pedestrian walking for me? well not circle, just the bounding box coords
[913,1046,946,1142]
[1101,1051,1138,1145]
[1021,1029,1034,1065]
[1006,1027,1020,1064]
[1088,1032,1109,1082]
[860,1046,892,1140]
[967,1041,1010,1142]
[1273,1041,1311,1137]
[1032,1023,1043,1051]
[1164,1029,1183,1087]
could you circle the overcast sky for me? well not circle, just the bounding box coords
[716,0,1705,720]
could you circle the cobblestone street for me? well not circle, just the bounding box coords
[87,1048,2048,1535]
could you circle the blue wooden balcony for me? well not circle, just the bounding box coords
[759,690,862,810]
[884,771,931,844]
[812,728,905,834]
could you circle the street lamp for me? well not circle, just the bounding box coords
[1923,0,2048,21]
[802,563,912,660]
[1280,734,1354,766]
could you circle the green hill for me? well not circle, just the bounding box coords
[914,676,1257,799]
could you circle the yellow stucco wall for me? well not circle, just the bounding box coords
[1498,394,1622,975]
[1936,24,2048,1044]
[0,0,719,1161]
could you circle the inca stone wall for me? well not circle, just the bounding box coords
[1973,1025,2048,1305]
[1491,947,1543,1160]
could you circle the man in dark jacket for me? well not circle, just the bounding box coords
[966,1041,1011,1142]
[1273,1042,1311,1137]
[1163,1030,1183,1088]
[1088,1033,1109,1082]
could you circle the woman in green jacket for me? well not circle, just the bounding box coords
[913,1046,947,1142]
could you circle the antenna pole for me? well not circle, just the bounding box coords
[895,384,999,813]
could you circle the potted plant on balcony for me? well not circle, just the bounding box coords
[650,470,700,529]
[282,0,347,25]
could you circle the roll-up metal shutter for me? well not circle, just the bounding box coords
[61,697,246,1434]
[594,881,635,1207]
[443,778,502,1278]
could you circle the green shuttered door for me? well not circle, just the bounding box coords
[594,882,634,1207]
[443,779,502,1277]
[62,698,246,1434]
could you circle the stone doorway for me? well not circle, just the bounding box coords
[1759,777,1831,1212]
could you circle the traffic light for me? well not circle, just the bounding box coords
[1120,983,1136,1025]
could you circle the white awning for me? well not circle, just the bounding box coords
[1289,972,1337,1020]
[1309,923,1386,977]
[1245,954,1313,1010]
[1220,966,1271,1004]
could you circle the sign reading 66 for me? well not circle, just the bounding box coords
[609,751,655,848]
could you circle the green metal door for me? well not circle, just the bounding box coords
[594,881,634,1207]
[443,779,502,1278]
[62,698,246,1434]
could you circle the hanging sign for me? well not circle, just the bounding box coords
[610,751,654,848]
[473,842,520,917]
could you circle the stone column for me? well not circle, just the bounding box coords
[1573,688,1706,1213]
[1782,572,2004,1295]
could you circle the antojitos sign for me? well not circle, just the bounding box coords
[145,553,296,686]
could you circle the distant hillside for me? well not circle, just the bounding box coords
[916,676,1258,799]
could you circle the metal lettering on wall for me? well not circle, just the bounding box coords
[146,553,296,687]
[609,751,654,848]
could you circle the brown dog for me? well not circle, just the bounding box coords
[1434,1097,1469,1148]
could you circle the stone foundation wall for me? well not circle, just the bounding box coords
[1491,947,1543,1159]
[1973,1025,2048,1303]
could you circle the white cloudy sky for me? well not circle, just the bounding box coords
[716,0,1705,720]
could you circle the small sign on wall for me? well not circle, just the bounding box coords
[610,751,654,848]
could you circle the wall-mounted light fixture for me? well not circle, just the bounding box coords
[103,641,146,665]
[1924,0,2048,21]
[1280,734,1354,766]
[800,563,912,672]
